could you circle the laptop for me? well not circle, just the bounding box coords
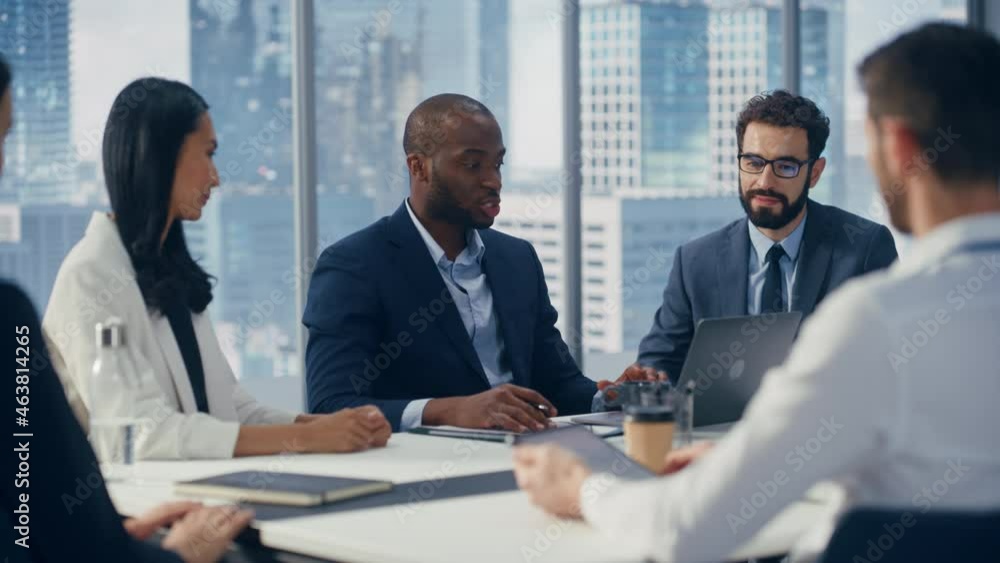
[572,312,802,430]
[676,312,802,427]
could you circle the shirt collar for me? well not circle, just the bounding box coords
[405,198,485,267]
[895,212,1000,274]
[748,210,808,267]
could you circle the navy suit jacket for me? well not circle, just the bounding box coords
[304,202,597,430]
[636,199,899,380]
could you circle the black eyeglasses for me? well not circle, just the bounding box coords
[737,153,815,179]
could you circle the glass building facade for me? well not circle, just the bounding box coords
[0,0,72,205]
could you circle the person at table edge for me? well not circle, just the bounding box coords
[303,94,661,432]
[635,89,898,382]
[513,22,1000,563]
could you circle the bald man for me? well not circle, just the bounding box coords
[304,94,648,432]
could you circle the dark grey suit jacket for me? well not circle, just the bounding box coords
[636,199,898,380]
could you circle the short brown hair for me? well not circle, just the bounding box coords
[858,22,1000,184]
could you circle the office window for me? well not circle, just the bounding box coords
[581,1,779,355]
[0,1,303,409]
[188,1,297,408]
[800,0,967,220]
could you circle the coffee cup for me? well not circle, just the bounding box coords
[623,404,675,473]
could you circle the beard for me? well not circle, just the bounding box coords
[872,138,910,234]
[739,174,810,230]
[425,169,491,229]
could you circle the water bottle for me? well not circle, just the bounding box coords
[89,317,142,467]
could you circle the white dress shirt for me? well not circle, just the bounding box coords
[581,212,1000,562]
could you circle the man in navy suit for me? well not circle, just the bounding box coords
[636,90,899,380]
[304,94,652,432]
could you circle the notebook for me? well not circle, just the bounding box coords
[174,471,393,507]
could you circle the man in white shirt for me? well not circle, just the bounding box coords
[513,22,1000,563]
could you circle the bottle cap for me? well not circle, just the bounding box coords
[96,317,127,348]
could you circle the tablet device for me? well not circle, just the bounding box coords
[510,424,654,481]
[569,411,624,427]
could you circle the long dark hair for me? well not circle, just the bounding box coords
[0,52,10,96]
[102,77,214,313]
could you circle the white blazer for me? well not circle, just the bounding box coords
[43,212,295,460]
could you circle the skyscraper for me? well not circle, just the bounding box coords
[0,204,91,309]
[581,0,843,202]
[477,0,510,139]
[0,0,73,204]
[496,191,735,353]
[421,0,510,135]
[581,1,710,195]
[190,0,292,189]
[314,4,422,215]
[708,0,845,204]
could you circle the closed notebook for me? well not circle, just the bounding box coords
[174,471,393,507]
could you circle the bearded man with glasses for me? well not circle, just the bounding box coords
[634,90,899,383]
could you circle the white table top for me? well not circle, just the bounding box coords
[259,488,828,563]
[107,427,830,562]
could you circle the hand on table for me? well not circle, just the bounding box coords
[596,363,669,401]
[513,444,592,519]
[161,504,255,563]
[300,406,391,452]
[425,384,558,432]
[124,501,203,541]
[661,441,715,475]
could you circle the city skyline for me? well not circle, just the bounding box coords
[67,0,562,172]
[34,0,966,185]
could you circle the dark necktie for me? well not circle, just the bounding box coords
[761,244,787,314]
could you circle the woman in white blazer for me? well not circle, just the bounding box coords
[43,77,391,460]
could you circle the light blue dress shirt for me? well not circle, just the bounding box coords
[746,213,807,315]
[400,200,514,430]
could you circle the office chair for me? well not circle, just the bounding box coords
[817,507,1000,563]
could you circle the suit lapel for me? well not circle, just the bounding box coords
[793,200,834,317]
[388,204,489,386]
[717,219,750,316]
[150,314,198,413]
[480,238,530,387]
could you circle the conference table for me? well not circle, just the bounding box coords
[107,420,834,562]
